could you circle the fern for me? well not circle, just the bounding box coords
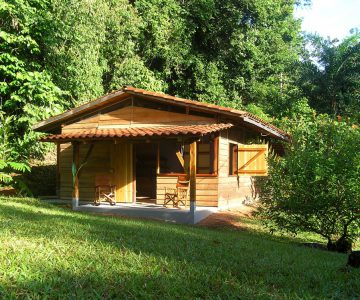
[7,161,31,173]
[0,172,13,183]
[0,160,7,169]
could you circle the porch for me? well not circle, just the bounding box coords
[44,199,217,224]
[77,202,218,224]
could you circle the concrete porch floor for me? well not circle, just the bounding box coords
[77,202,218,224]
[44,199,217,224]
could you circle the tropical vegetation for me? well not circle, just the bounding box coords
[0,0,359,252]
[259,115,360,251]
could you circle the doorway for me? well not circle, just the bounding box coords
[135,143,157,202]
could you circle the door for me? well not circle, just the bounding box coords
[111,143,133,202]
[135,143,157,200]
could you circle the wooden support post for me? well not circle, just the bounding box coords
[189,140,197,222]
[213,136,219,175]
[156,143,160,174]
[72,142,80,209]
[133,143,136,204]
[56,142,60,197]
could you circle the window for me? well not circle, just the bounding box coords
[229,143,238,175]
[159,137,217,175]
[183,136,216,175]
[159,142,184,174]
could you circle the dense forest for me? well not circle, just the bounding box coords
[1,0,359,159]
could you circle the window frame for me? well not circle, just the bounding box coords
[158,136,219,177]
[229,143,238,176]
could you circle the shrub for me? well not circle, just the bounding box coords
[258,115,360,252]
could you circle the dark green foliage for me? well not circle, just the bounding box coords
[298,33,360,119]
[134,0,303,114]
[258,116,360,250]
[21,164,56,196]
[0,112,31,193]
[8,0,304,112]
[1,0,307,162]
[0,0,67,160]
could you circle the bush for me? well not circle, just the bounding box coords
[258,116,360,252]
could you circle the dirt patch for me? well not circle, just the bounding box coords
[0,187,17,196]
[197,205,257,230]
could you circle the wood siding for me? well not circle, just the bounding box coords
[59,142,217,206]
[59,142,133,202]
[62,106,215,133]
[217,128,257,208]
[156,176,218,207]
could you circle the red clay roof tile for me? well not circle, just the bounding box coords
[123,87,289,140]
[33,86,290,141]
[40,123,233,141]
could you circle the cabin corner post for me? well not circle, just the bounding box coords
[189,140,197,223]
[71,141,80,209]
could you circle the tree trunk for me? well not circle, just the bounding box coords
[327,236,352,253]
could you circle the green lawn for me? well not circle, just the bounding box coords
[0,197,359,299]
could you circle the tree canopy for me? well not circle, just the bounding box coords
[3,0,306,107]
[298,32,360,120]
[1,0,310,160]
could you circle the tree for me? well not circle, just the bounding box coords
[298,32,360,119]
[23,0,305,113]
[0,0,67,159]
[0,0,308,162]
[135,0,304,115]
[258,115,360,252]
[0,112,31,194]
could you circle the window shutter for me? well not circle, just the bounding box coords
[237,144,268,176]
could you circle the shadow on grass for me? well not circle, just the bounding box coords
[0,197,359,299]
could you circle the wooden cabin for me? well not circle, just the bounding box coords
[33,87,289,210]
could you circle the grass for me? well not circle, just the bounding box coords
[0,197,359,299]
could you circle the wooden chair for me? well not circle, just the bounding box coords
[164,175,189,208]
[94,174,116,206]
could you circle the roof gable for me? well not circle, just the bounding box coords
[33,86,290,141]
[62,106,215,133]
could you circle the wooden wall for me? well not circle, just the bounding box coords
[217,127,256,208]
[156,176,218,207]
[59,142,133,202]
[62,106,215,133]
[60,142,217,206]
[59,130,263,208]
[59,143,111,201]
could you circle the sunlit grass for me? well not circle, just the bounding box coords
[0,197,359,299]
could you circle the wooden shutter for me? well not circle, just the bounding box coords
[237,144,268,176]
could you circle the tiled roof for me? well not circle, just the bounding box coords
[123,86,248,115]
[33,86,290,141]
[40,123,233,141]
[123,87,290,140]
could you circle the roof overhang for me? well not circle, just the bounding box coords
[242,117,289,142]
[40,123,233,142]
[32,90,127,132]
